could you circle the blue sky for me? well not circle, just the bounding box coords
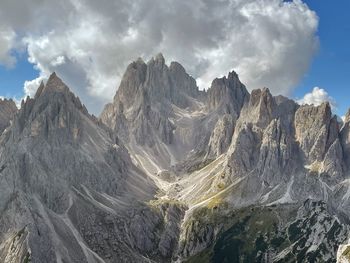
[0,0,349,116]
[0,52,39,100]
[294,0,350,116]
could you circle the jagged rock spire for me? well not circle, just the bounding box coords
[2,53,350,263]
[12,73,89,138]
[0,98,17,134]
[155,52,165,64]
[207,70,249,116]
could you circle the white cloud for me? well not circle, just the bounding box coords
[24,76,47,98]
[0,26,16,68]
[50,55,66,67]
[298,87,337,109]
[0,0,319,114]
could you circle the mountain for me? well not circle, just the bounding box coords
[1,55,350,263]
[0,73,163,263]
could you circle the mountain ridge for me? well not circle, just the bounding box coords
[1,54,350,262]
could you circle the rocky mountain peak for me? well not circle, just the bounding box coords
[0,97,17,110]
[136,56,145,64]
[146,53,166,70]
[31,73,85,110]
[101,55,203,141]
[210,70,241,88]
[318,101,332,121]
[242,87,276,128]
[12,73,90,139]
[115,58,147,110]
[169,61,185,74]
[34,81,45,99]
[207,70,249,116]
[0,98,15,104]
[155,52,165,65]
[3,55,350,263]
[227,70,239,81]
[39,73,86,111]
[295,101,340,168]
[41,72,70,95]
[249,87,273,107]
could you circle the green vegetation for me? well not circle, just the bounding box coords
[185,200,344,263]
[287,219,303,242]
[215,202,342,262]
[185,205,300,263]
[186,249,213,263]
[23,252,31,263]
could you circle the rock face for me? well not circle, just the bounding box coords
[207,71,249,116]
[1,55,350,263]
[0,73,170,263]
[0,98,17,134]
[295,102,343,176]
[100,54,204,148]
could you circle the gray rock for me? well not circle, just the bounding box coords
[0,98,17,135]
[2,55,350,263]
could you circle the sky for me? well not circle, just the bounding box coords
[0,0,348,116]
[294,0,350,117]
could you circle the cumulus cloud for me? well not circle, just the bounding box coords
[0,0,319,114]
[0,26,16,68]
[298,87,337,109]
[23,76,46,98]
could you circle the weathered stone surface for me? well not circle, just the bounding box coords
[207,114,235,158]
[341,109,350,168]
[0,73,159,262]
[0,98,17,134]
[2,56,350,263]
[207,71,249,117]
